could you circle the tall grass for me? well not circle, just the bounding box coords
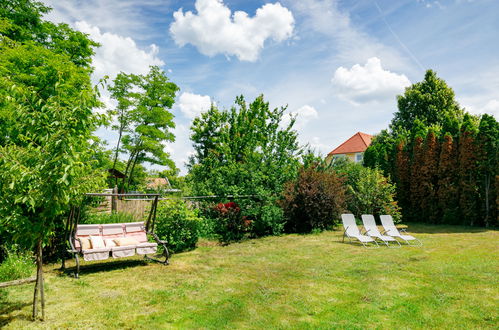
[0,247,35,282]
[82,211,139,224]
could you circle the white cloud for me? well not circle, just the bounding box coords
[167,124,193,175]
[331,57,411,104]
[178,92,212,119]
[281,104,319,131]
[463,99,499,118]
[292,105,319,128]
[169,0,294,61]
[75,21,164,83]
[482,99,499,116]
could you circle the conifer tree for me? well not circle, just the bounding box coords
[476,114,499,227]
[458,115,479,226]
[437,134,459,224]
[420,130,440,223]
[395,140,411,218]
[410,136,425,221]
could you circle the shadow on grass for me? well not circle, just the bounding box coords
[58,258,150,277]
[0,296,32,327]
[401,223,493,234]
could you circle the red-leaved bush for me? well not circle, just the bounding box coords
[211,202,252,243]
[281,166,347,233]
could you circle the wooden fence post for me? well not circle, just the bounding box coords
[112,186,118,213]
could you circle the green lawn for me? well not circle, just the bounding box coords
[1,224,498,329]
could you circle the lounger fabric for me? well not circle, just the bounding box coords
[361,215,398,241]
[341,214,376,244]
[380,215,416,240]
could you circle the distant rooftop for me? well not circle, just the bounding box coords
[328,132,373,155]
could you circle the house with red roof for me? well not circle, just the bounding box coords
[326,132,373,164]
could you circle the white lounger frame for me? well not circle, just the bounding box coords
[341,214,379,248]
[361,214,401,248]
[380,215,423,246]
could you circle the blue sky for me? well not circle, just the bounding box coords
[44,0,499,174]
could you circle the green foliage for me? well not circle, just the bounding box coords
[392,69,463,133]
[281,166,347,233]
[0,247,34,282]
[189,95,301,236]
[247,201,285,237]
[155,199,201,253]
[363,130,397,174]
[476,114,499,227]
[0,0,106,268]
[0,43,104,251]
[332,161,401,223]
[107,66,179,192]
[81,212,138,224]
[0,0,98,68]
[363,69,498,226]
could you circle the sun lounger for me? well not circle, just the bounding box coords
[380,215,422,246]
[341,214,378,248]
[361,214,401,247]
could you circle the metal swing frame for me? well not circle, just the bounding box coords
[62,193,169,278]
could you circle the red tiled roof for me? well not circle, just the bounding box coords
[328,132,373,155]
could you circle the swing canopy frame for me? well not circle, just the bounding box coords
[64,193,168,278]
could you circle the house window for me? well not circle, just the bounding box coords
[355,153,363,163]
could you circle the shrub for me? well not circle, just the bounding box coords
[281,166,347,233]
[210,202,252,243]
[333,160,402,223]
[0,247,35,282]
[154,199,201,253]
[249,202,285,237]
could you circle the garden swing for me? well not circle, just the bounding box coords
[64,193,169,278]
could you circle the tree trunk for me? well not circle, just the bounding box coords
[126,152,140,190]
[112,124,125,171]
[32,238,45,321]
[121,149,136,193]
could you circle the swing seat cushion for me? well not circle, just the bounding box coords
[111,245,136,258]
[113,237,139,246]
[136,242,157,255]
[82,247,111,261]
[79,237,92,250]
[74,221,160,258]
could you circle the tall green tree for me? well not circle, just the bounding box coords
[392,69,463,133]
[0,0,103,319]
[189,95,301,236]
[108,66,179,191]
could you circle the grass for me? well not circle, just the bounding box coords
[0,249,35,283]
[1,224,498,329]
